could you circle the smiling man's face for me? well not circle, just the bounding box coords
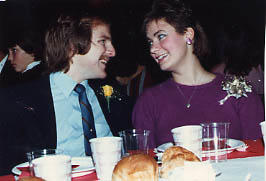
[70,20,116,81]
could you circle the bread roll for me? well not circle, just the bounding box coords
[112,154,159,181]
[19,176,44,181]
[160,146,200,178]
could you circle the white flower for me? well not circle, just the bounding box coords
[219,76,252,105]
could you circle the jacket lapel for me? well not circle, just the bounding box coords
[88,80,117,135]
[14,75,57,149]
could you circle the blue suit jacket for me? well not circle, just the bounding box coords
[0,75,133,175]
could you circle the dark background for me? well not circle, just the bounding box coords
[0,0,265,78]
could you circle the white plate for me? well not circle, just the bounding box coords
[155,139,246,156]
[202,139,246,156]
[12,156,95,178]
[155,142,174,153]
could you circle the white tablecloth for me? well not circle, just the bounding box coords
[216,156,264,181]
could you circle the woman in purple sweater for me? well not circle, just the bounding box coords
[132,0,264,148]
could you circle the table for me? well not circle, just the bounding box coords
[216,156,264,181]
[0,139,264,181]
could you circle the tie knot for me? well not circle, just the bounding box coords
[74,84,86,94]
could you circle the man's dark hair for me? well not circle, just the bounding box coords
[45,10,111,73]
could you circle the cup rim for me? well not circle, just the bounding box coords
[89,136,122,143]
[26,149,63,156]
[171,125,202,133]
[32,155,71,165]
[118,129,150,135]
[200,122,231,127]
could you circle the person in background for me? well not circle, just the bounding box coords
[108,5,170,102]
[115,57,171,102]
[116,64,151,99]
[113,52,170,102]
[1,28,47,86]
[211,24,264,102]
[132,0,264,148]
[0,10,133,175]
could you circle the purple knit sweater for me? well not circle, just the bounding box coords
[132,74,264,148]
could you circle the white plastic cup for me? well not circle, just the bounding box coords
[171,125,202,159]
[260,121,266,144]
[26,149,63,176]
[89,137,122,181]
[32,155,71,181]
[118,129,150,156]
[201,122,230,163]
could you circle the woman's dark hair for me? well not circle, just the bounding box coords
[142,0,209,61]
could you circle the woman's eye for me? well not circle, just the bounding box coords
[158,34,166,40]
[147,40,153,47]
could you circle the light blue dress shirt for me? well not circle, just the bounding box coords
[50,72,112,156]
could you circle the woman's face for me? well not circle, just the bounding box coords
[146,19,189,72]
[8,45,35,72]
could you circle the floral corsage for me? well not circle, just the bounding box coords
[101,85,122,112]
[219,76,252,105]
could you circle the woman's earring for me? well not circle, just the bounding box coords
[186,38,192,45]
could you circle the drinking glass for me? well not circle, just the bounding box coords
[118,129,150,156]
[201,122,230,163]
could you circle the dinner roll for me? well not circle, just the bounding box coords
[112,154,159,181]
[19,176,44,181]
[160,146,200,179]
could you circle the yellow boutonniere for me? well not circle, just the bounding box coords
[102,85,114,112]
[102,85,113,97]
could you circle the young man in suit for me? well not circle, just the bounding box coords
[0,11,133,175]
[6,29,46,84]
[1,29,47,87]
